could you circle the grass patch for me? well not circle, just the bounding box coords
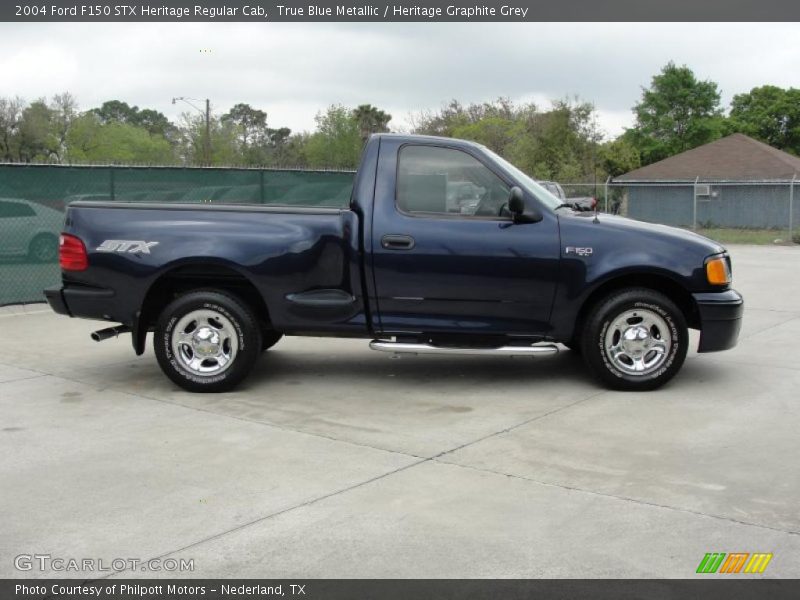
[691,228,795,245]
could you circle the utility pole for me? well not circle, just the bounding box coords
[790,174,796,242]
[592,140,597,197]
[205,98,211,167]
[173,96,212,166]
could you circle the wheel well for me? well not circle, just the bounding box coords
[134,263,271,354]
[573,273,699,341]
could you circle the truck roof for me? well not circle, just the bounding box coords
[371,132,484,150]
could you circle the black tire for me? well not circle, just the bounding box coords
[154,289,262,393]
[261,330,283,352]
[580,288,688,391]
[28,233,58,263]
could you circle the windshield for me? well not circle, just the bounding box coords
[483,148,563,210]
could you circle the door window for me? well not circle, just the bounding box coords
[396,145,510,218]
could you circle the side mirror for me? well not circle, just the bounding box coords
[507,186,543,224]
[508,186,525,215]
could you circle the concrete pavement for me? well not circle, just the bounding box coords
[1,244,798,578]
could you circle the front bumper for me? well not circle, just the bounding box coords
[693,289,743,353]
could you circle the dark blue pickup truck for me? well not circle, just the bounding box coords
[45,134,743,392]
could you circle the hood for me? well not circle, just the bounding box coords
[561,211,725,257]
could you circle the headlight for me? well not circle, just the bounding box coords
[705,255,731,285]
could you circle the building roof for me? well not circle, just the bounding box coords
[616,133,800,182]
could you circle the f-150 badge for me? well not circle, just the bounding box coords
[565,246,593,256]
[96,240,159,254]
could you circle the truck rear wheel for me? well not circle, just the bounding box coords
[154,290,262,393]
[581,288,688,391]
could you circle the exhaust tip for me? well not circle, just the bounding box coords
[91,325,131,342]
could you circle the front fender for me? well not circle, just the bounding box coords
[549,214,720,340]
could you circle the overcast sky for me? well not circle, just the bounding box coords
[1,22,799,140]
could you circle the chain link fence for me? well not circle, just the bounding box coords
[0,163,354,306]
[559,179,798,240]
[615,180,797,233]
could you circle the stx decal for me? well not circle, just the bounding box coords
[96,240,159,254]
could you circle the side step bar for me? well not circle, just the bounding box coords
[369,340,559,357]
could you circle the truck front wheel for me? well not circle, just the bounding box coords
[581,288,688,391]
[154,290,262,393]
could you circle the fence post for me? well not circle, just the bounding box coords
[693,176,699,230]
[604,176,610,213]
[790,174,796,242]
[109,167,115,201]
[259,170,265,204]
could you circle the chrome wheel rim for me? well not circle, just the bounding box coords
[171,309,239,377]
[604,308,672,376]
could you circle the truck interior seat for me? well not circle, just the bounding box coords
[398,173,447,213]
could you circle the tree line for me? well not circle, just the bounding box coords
[0,97,391,170]
[1,62,798,180]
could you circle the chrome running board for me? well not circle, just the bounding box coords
[369,340,559,357]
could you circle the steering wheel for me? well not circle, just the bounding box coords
[474,187,502,216]
[475,187,513,218]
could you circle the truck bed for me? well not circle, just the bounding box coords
[58,201,369,341]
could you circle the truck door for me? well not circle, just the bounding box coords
[370,140,561,336]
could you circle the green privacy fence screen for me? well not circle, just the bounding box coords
[0,163,355,306]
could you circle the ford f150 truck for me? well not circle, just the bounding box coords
[45,134,743,392]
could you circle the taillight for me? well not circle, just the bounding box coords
[59,234,88,271]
